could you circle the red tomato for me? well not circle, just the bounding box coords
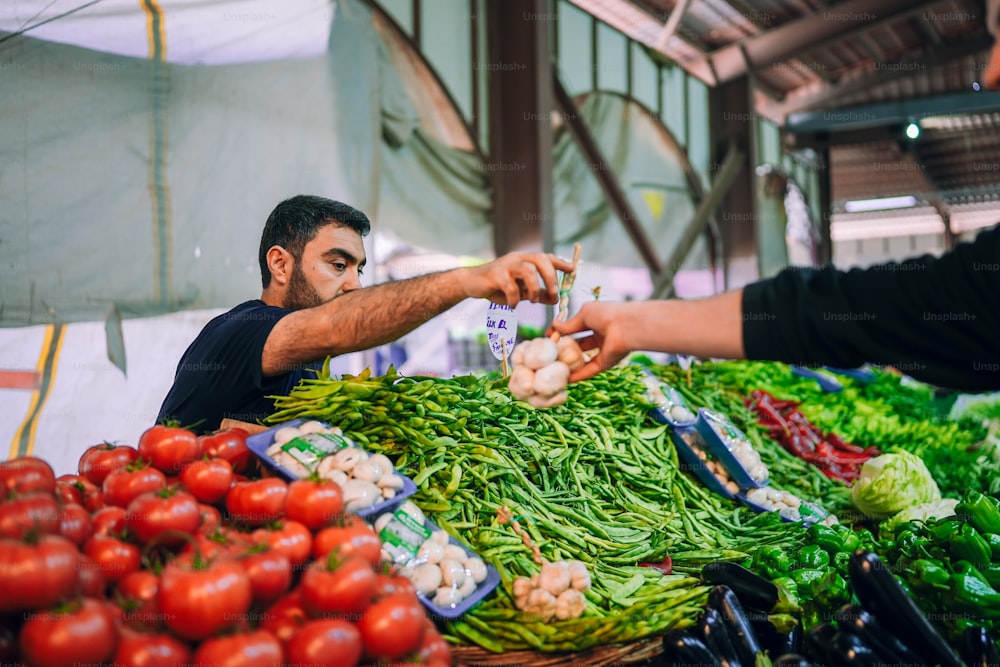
[19,598,118,667]
[54,474,104,510]
[0,535,79,612]
[357,593,428,661]
[260,591,308,645]
[158,557,252,641]
[200,428,252,474]
[115,570,161,630]
[112,627,191,667]
[241,549,292,605]
[83,534,141,585]
[312,516,382,567]
[417,624,453,664]
[116,569,159,605]
[285,479,344,531]
[252,520,312,567]
[374,571,418,599]
[78,443,139,486]
[124,489,201,545]
[91,506,127,535]
[0,456,56,495]
[300,554,377,617]
[57,502,92,546]
[0,492,60,538]
[226,478,288,525]
[286,619,362,667]
[183,528,253,560]
[198,503,223,534]
[179,458,233,504]
[192,629,282,667]
[138,424,201,474]
[102,461,166,508]
[75,554,107,598]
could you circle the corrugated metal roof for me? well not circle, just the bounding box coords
[573,0,1000,206]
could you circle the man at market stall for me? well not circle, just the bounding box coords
[158,195,574,432]
[550,225,1000,392]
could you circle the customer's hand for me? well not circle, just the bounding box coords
[550,301,632,382]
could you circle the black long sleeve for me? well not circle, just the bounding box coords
[742,225,1000,391]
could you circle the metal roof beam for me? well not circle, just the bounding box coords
[787,91,1000,134]
[683,0,943,85]
[765,34,994,119]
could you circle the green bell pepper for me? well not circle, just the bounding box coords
[984,532,1000,560]
[957,491,1000,535]
[790,567,827,590]
[910,558,951,589]
[947,571,1000,618]
[950,524,993,569]
[927,519,963,543]
[753,545,792,578]
[832,550,851,575]
[797,545,831,569]
[810,524,845,555]
[812,571,849,609]
[892,528,922,558]
[981,563,1000,589]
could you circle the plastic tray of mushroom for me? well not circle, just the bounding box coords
[635,365,697,428]
[373,501,501,619]
[246,418,418,519]
[738,487,838,526]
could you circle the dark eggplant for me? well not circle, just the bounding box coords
[828,629,885,667]
[961,625,1000,667]
[697,607,743,667]
[834,603,929,667]
[848,549,963,667]
[751,616,802,657]
[805,622,838,667]
[661,628,723,667]
[708,585,763,667]
[702,561,780,612]
[772,654,814,667]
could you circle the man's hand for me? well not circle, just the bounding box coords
[549,302,631,382]
[463,252,576,306]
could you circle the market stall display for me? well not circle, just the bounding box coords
[2,357,999,666]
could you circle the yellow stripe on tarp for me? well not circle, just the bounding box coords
[9,324,66,459]
[140,0,172,304]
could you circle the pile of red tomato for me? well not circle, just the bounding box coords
[0,425,453,667]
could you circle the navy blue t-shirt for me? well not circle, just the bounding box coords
[157,300,323,433]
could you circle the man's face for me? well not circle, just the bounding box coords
[283,224,366,311]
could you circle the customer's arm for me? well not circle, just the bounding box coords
[743,225,1000,391]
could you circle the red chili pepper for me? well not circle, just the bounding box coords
[825,432,868,455]
[638,555,673,575]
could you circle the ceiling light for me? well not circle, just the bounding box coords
[844,195,917,213]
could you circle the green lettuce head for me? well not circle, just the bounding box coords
[851,451,941,519]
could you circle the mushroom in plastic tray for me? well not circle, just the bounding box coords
[373,501,500,619]
[671,426,740,499]
[694,409,769,488]
[739,486,838,526]
[246,418,417,518]
[636,366,697,427]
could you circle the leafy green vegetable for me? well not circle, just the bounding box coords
[851,451,941,519]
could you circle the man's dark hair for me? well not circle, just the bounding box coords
[258,195,371,288]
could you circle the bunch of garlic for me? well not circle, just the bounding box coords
[507,336,584,408]
[512,560,591,621]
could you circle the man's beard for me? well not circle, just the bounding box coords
[283,263,324,311]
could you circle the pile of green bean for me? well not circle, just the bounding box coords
[267,364,807,652]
